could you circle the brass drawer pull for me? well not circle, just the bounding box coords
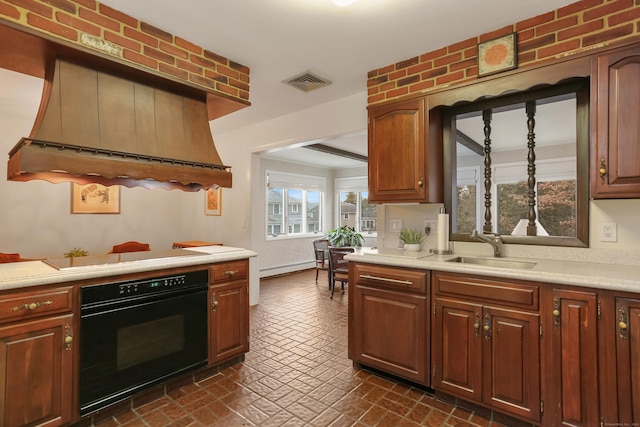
[11,300,53,312]
[360,274,413,285]
[224,269,240,277]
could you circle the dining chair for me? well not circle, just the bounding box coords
[312,239,330,284]
[109,241,151,254]
[328,247,354,299]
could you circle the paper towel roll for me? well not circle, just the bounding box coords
[437,212,449,252]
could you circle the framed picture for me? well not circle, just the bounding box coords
[205,187,222,216]
[71,183,120,214]
[477,33,517,77]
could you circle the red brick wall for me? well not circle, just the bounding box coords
[368,0,640,105]
[0,0,249,103]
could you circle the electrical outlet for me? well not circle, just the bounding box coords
[600,221,617,242]
[424,220,437,235]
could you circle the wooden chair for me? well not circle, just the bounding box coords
[0,252,22,263]
[109,241,151,254]
[313,239,330,284]
[328,247,354,299]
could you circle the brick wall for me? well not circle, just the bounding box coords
[0,0,249,104]
[368,0,640,105]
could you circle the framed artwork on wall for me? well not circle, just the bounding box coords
[205,187,222,216]
[71,183,120,214]
[477,33,517,77]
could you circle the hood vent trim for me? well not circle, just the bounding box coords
[7,58,233,192]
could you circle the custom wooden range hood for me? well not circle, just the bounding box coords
[7,57,233,191]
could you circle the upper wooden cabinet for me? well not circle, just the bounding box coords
[368,97,442,203]
[592,43,640,198]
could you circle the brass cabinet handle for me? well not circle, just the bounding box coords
[473,313,481,337]
[483,313,491,340]
[618,307,628,339]
[211,295,219,311]
[11,300,53,312]
[599,158,607,184]
[64,324,72,351]
[552,297,561,327]
[360,274,413,285]
[418,178,424,187]
[224,269,239,277]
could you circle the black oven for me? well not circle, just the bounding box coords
[80,269,208,415]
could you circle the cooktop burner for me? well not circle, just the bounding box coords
[43,249,208,270]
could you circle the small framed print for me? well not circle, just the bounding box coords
[478,33,517,77]
[71,183,120,214]
[205,187,222,216]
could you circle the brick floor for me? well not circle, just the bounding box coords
[94,269,512,426]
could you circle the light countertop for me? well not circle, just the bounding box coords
[346,247,640,293]
[0,246,257,292]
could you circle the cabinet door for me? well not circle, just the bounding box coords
[483,306,541,423]
[0,314,73,427]
[368,98,427,203]
[546,288,599,427]
[615,297,640,424]
[432,297,482,401]
[353,285,428,384]
[593,44,640,198]
[208,280,249,365]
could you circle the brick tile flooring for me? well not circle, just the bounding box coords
[95,269,511,426]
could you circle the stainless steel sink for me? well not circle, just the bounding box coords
[446,256,536,270]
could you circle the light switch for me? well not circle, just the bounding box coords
[390,219,403,231]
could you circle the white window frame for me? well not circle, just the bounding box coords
[335,176,377,236]
[266,170,325,240]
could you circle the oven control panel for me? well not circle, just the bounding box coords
[81,269,208,305]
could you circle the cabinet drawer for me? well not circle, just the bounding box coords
[353,263,427,294]
[0,286,73,323]
[210,260,248,283]
[433,272,538,310]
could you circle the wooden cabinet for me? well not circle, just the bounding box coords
[0,287,74,427]
[543,287,599,427]
[368,97,442,203]
[432,272,541,424]
[350,263,429,385]
[614,297,640,424]
[592,43,640,198]
[208,260,249,364]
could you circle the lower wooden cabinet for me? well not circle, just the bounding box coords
[614,297,640,424]
[543,288,599,427]
[0,314,74,427]
[208,260,250,364]
[350,263,429,385]
[432,272,541,424]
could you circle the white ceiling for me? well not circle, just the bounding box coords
[3,0,578,168]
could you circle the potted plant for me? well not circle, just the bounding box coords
[399,228,425,251]
[326,226,364,248]
[64,247,88,258]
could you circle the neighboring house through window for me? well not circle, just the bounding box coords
[336,177,377,235]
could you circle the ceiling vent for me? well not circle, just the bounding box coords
[283,71,332,92]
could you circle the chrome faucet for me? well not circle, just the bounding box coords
[470,229,503,257]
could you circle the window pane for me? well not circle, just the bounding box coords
[361,191,377,232]
[538,179,576,237]
[287,189,303,234]
[456,184,476,234]
[497,182,529,235]
[306,191,321,233]
[339,192,357,229]
[267,188,285,236]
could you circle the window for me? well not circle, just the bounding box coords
[336,177,377,234]
[266,171,325,238]
[444,80,588,247]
